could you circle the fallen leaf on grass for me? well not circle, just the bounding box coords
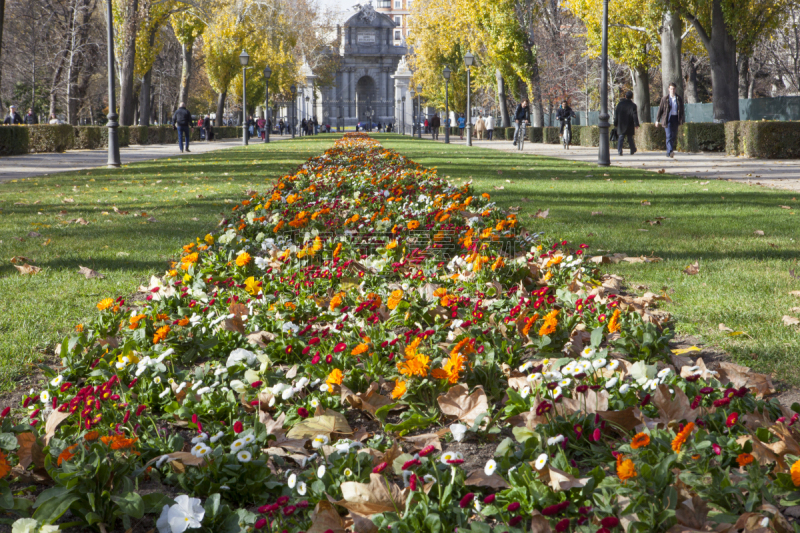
[286,411,353,440]
[754,230,765,236]
[657,169,666,174]
[671,346,701,356]
[534,209,549,219]
[493,186,505,190]
[779,205,792,209]
[10,256,32,264]
[591,211,603,216]
[27,231,41,237]
[718,323,747,336]
[654,384,697,423]
[792,291,800,298]
[14,264,41,275]
[437,384,489,425]
[782,315,800,326]
[718,362,775,398]
[78,266,104,279]
[44,410,71,445]
[683,261,700,275]
[641,201,651,206]
[336,474,405,516]
[465,469,509,489]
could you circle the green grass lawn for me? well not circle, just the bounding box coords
[1,133,798,392]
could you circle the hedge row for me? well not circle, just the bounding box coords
[0,124,241,155]
[726,121,800,158]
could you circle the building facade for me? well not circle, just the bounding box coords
[375,0,413,46]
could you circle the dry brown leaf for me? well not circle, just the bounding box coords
[223,316,245,335]
[437,384,489,425]
[535,209,549,219]
[791,291,800,298]
[530,510,554,533]
[782,315,799,326]
[465,469,509,489]
[347,511,378,533]
[44,410,71,446]
[17,432,36,469]
[14,264,41,275]
[246,330,276,347]
[308,501,349,533]
[399,433,442,453]
[286,410,353,440]
[337,473,405,516]
[596,407,642,432]
[718,362,775,398]
[78,265,104,279]
[736,433,787,472]
[754,230,765,236]
[145,451,205,470]
[683,261,700,275]
[10,256,32,264]
[779,205,793,209]
[539,466,588,492]
[654,384,697,423]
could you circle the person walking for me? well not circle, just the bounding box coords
[457,114,466,139]
[257,115,266,140]
[204,117,215,141]
[48,114,63,124]
[431,113,440,140]
[3,105,23,125]
[279,119,285,136]
[656,82,685,158]
[475,114,486,140]
[25,108,38,125]
[512,99,529,146]
[613,90,640,156]
[485,114,494,141]
[172,102,193,153]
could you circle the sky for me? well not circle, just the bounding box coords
[319,0,363,18]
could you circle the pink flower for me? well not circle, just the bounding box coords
[283,505,296,516]
[136,405,147,416]
[507,502,521,512]
[601,517,620,527]
[0,407,10,418]
[690,395,701,410]
[459,493,475,508]
[555,518,570,532]
[297,407,309,418]
[483,494,496,504]
[233,421,244,434]
[591,428,602,442]
[311,354,321,365]
[409,474,418,491]
[373,462,388,474]
[713,397,730,407]
[419,445,436,457]
[509,516,523,527]
[277,496,289,506]
[712,443,721,455]
[254,518,267,529]
[251,381,263,388]
[726,412,738,428]
[334,342,347,353]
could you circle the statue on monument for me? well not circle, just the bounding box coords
[354,1,377,23]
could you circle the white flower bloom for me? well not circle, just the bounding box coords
[156,494,205,533]
[520,386,531,399]
[535,453,548,470]
[450,423,468,442]
[196,387,211,395]
[547,434,565,446]
[230,439,245,452]
[159,388,171,398]
[519,361,534,373]
[241,433,255,444]
[40,390,50,403]
[344,468,353,476]
[310,398,320,408]
[335,440,352,454]
[191,433,208,444]
[287,473,297,488]
[237,450,252,463]
[543,371,563,380]
[281,322,300,335]
[190,443,211,458]
[619,383,631,394]
[579,360,593,371]
[312,435,330,449]
[605,377,619,389]
[552,386,563,398]
[297,481,307,495]
[559,378,572,388]
[209,431,224,444]
[581,347,596,359]
[11,518,39,533]
[607,360,620,372]
[527,373,542,383]
[657,368,671,378]
[226,348,257,368]
[191,381,202,391]
[424,474,436,484]
[317,465,326,478]
[484,459,497,476]
[281,387,295,400]
[320,384,329,393]
[592,358,608,369]
[440,451,456,464]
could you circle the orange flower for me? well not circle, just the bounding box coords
[671,422,695,453]
[450,338,475,358]
[545,255,563,268]
[84,431,99,441]
[236,252,252,267]
[736,453,754,467]
[391,380,407,400]
[180,252,199,271]
[522,313,540,337]
[397,352,430,378]
[431,352,466,384]
[333,242,343,257]
[608,309,622,333]
[75,324,84,333]
[491,256,505,271]
[129,314,146,329]
[387,289,404,310]
[791,459,800,487]
[386,240,398,250]
[617,455,636,482]
[407,220,420,230]
[0,451,11,478]
[631,433,650,449]
[153,325,170,344]
[178,317,190,327]
[101,435,138,450]
[539,309,559,337]
[326,369,344,390]
[433,287,448,298]
[351,343,369,356]
[405,337,422,358]
[57,444,79,466]
[330,292,345,311]
[97,298,115,311]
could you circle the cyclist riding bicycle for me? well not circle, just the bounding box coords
[512,99,530,146]
[556,100,575,139]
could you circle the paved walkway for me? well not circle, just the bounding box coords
[0,137,289,182]
[434,136,800,193]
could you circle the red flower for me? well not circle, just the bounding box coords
[447,458,464,465]
[283,505,296,516]
[713,397,730,407]
[483,494,496,504]
[254,518,267,529]
[277,496,289,506]
[251,381,263,388]
[726,412,739,428]
[509,516,523,527]
[373,462,388,474]
[334,342,347,353]
[136,405,147,416]
[0,407,9,418]
[591,428,602,442]
[601,517,620,527]
[325,354,333,364]
[459,493,475,508]
[311,354,321,364]
[508,502,521,512]
[419,445,436,457]
[233,421,244,434]
[297,407,309,418]
[402,458,421,470]
[555,518,570,532]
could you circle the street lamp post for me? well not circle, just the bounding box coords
[290,85,296,139]
[443,66,451,144]
[305,96,310,134]
[416,84,422,139]
[239,50,250,146]
[401,96,406,135]
[105,0,120,167]
[263,65,271,143]
[464,52,475,147]
[598,0,610,166]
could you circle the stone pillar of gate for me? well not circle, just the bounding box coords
[392,57,412,133]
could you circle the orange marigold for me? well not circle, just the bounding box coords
[333,242,343,257]
[608,309,622,333]
[736,453,754,467]
[129,314,146,329]
[84,431,99,441]
[351,343,369,356]
[391,380,407,400]
[387,289,404,310]
[330,293,345,311]
[75,324,84,333]
[407,220,420,230]
[431,352,466,384]
[97,298,115,311]
[236,252,252,267]
[101,435,138,450]
[671,422,695,453]
[57,444,79,466]
[522,314,540,337]
[178,317,190,327]
[617,456,637,482]
[397,353,430,378]
[153,325,170,344]
[433,288,448,298]
[539,309,559,337]
[326,369,344,390]
[791,459,800,487]
[631,432,650,449]
[180,252,199,271]
[0,451,11,478]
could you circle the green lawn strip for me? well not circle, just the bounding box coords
[375,134,800,386]
[0,137,335,390]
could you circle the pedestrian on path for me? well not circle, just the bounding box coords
[25,108,38,125]
[48,114,62,124]
[279,119,285,135]
[475,114,486,140]
[204,118,214,141]
[656,82,685,158]
[613,91,639,156]
[3,105,23,125]
[512,99,529,146]
[257,116,266,140]
[457,114,466,139]
[172,102,193,153]
[431,114,440,140]
[485,114,494,140]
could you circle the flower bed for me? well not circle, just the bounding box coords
[1,133,799,533]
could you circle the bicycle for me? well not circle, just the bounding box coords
[559,117,572,150]
[517,120,527,151]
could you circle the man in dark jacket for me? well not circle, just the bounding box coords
[24,108,38,125]
[3,105,23,125]
[613,91,640,155]
[172,102,193,153]
[556,100,575,139]
[512,99,529,146]
[655,82,685,158]
[430,114,441,140]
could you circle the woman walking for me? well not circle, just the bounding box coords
[475,115,486,140]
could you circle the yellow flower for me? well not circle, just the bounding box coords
[791,459,800,487]
[326,369,344,390]
[180,252,199,271]
[312,236,323,253]
[97,298,115,311]
[391,380,407,400]
[431,352,466,384]
[397,352,430,378]
[236,252,252,267]
[204,234,214,245]
[387,289,404,310]
[244,276,259,296]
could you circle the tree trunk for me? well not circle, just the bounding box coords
[178,41,193,106]
[738,54,750,98]
[632,64,651,123]
[216,91,226,127]
[529,54,545,127]
[118,0,139,125]
[684,57,699,103]
[661,10,683,96]
[0,0,4,114]
[139,69,152,126]
[496,69,511,128]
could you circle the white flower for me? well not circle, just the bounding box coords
[527,373,542,383]
[281,387,295,400]
[153,376,162,385]
[440,451,456,464]
[474,499,483,513]
[543,371,563,380]
[237,450,252,463]
[344,468,353,476]
[424,474,436,484]
[297,481,307,495]
[288,473,297,488]
[317,465,326,478]
[190,443,211,458]
[450,423,468,442]
[11,518,39,533]
[40,390,50,403]
[484,459,497,476]
[312,435,329,449]
[607,360,620,372]
[547,434,565,446]
[657,368,671,378]
[520,386,531,399]
[605,377,619,389]
[310,398,320,408]
[229,380,247,394]
[581,347,596,359]
[579,360,593,371]
[592,358,607,369]
[559,378,572,388]
[534,453,548,470]
[196,387,211,395]
[159,388,171,398]
[335,440,352,454]
[519,361,534,373]
[320,384,329,393]
[230,439,245,452]
[282,322,300,335]
[156,494,205,533]
[619,383,631,394]
[240,433,255,444]
[552,386,563,398]
[226,348,257,368]
[191,433,208,444]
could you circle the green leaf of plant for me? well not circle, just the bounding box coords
[591,326,605,348]
[112,491,144,520]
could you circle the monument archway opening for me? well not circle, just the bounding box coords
[356,76,377,122]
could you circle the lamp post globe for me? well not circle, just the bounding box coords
[239,50,250,145]
[443,66,451,144]
[262,65,271,143]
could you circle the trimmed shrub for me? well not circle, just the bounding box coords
[128,126,149,145]
[634,123,665,152]
[543,127,560,144]
[725,121,741,155]
[528,127,543,143]
[28,124,74,153]
[162,127,178,144]
[147,126,164,145]
[738,120,800,159]
[571,125,581,146]
[0,126,30,155]
[677,123,725,152]
[580,126,600,147]
[100,126,130,148]
[73,126,104,150]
